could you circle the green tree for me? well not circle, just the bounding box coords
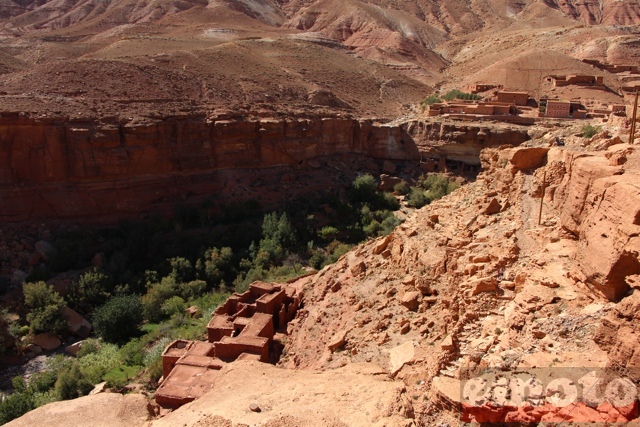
[73,268,113,308]
[142,277,178,322]
[406,188,428,208]
[258,212,297,265]
[23,282,67,335]
[350,174,377,204]
[197,247,233,286]
[168,257,194,284]
[180,280,207,301]
[161,296,186,317]
[93,295,143,343]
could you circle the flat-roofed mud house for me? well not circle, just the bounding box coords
[495,91,529,106]
[155,281,302,408]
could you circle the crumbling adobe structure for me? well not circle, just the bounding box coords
[467,83,498,93]
[549,74,604,87]
[427,101,515,117]
[155,281,302,408]
[583,59,639,74]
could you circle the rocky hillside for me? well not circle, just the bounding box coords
[7,117,640,427]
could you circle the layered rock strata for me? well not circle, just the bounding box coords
[0,114,529,221]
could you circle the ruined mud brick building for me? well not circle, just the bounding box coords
[427,101,516,117]
[467,83,498,93]
[155,281,302,408]
[548,74,604,87]
[583,59,639,74]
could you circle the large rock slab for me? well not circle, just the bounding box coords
[152,360,414,427]
[32,333,61,351]
[62,306,92,338]
[5,393,150,427]
[388,341,415,374]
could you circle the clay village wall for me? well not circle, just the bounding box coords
[467,83,498,93]
[549,74,604,87]
[427,102,516,117]
[155,281,302,408]
[582,59,639,74]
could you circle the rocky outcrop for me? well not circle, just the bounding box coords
[404,121,530,165]
[4,393,151,427]
[0,114,414,221]
[0,114,529,222]
[552,144,640,301]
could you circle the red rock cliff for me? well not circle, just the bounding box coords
[0,114,529,221]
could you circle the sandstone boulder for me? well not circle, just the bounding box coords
[328,329,347,352]
[373,234,393,255]
[185,306,201,318]
[440,335,455,351]
[382,160,397,174]
[388,341,414,374]
[509,147,549,171]
[5,393,150,427]
[401,291,420,311]
[350,261,366,277]
[32,333,61,351]
[35,241,56,261]
[483,198,502,215]
[26,344,42,355]
[65,340,84,356]
[62,306,92,338]
[378,174,402,191]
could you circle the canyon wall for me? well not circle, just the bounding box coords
[0,113,530,221]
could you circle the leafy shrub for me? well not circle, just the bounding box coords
[324,243,352,266]
[393,181,410,195]
[257,212,297,266]
[406,188,428,208]
[77,342,122,383]
[421,94,442,106]
[196,247,233,286]
[180,280,207,301]
[72,268,113,308]
[55,363,92,400]
[93,295,143,343]
[0,389,34,424]
[418,174,460,201]
[119,338,145,366]
[379,192,400,210]
[161,296,186,317]
[23,282,67,335]
[76,339,100,358]
[318,226,340,242]
[442,89,482,101]
[350,174,378,204]
[582,124,601,138]
[309,250,327,270]
[168,257,194,284]
[142,277,179,322]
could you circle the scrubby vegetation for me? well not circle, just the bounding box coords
[420,94,442,107]
[0,173,418,423]
[441,89,482,102]
[582,123,601,138]
[405,174,460,208]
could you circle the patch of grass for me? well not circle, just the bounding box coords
[104,365,142,389]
